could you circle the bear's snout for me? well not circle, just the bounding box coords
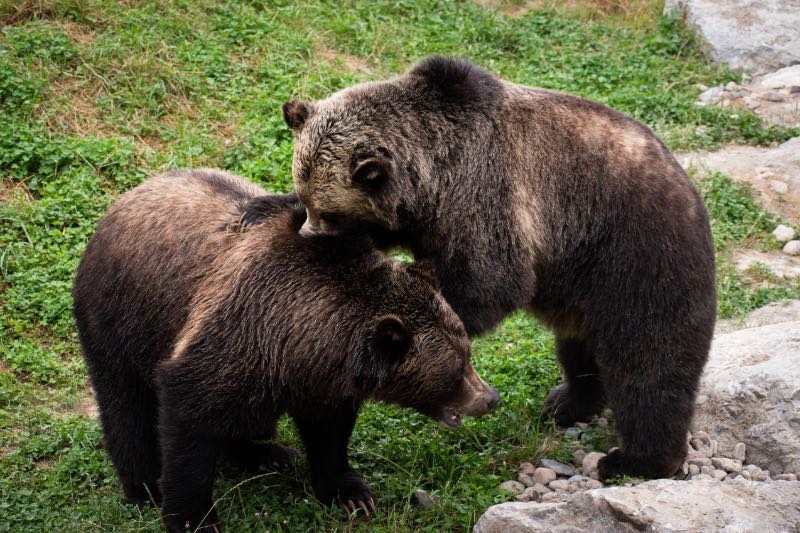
[437,364,499,428]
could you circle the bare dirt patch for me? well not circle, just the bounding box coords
[678,137,800,224]
[40,76,112,139]
[313,43,375,75]
[0,179,33,204]
[473,0,661,21]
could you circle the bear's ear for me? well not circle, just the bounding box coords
[373,315,411,362]
[406,260,440,291]
[351,155,391,186]
[282,99,313,134]
[407,55,500,106]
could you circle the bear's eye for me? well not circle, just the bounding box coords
[319,212,344,227]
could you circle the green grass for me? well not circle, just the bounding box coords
[1,1,799,531]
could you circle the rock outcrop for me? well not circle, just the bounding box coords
[694,319,800,474]
[664,0,800,75]
[474,479,800,533]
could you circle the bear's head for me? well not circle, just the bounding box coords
[353,259,499,427]
[282,56,501,237]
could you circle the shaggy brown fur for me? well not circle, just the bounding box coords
[248,56,717,481]
[73,169,498,532]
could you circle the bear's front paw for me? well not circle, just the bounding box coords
[337,471,375,517]
[598,449,682,481]
[541,383,602,427]
[316,471,375,517]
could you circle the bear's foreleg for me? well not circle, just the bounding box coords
[541,337,606,426]
[293,402,375,516]
[158,406,222,533]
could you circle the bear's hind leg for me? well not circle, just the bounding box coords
[91,368,162,507]
[595,332,704,480]
[541,337,606,426]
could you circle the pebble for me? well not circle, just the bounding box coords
[733,442,747,463]
[701,466,714,476]
[775,473,798,481]
[518,462,536,477]
[689,464,700,475]
[564,427,582,439]
[568,475,588,483]
[773,225,796,242]
[712,469,728,481]
[725,81,739,91]
[693,473,713,480]
[531,483,552,494]
[585,479,603,489]
[739,469,752,480]
[499,480,525,495]
[687,450,713,468]
[518,473,535,488]
[541,492,560,502]
[515,486,541,502]
[412,489,435,508]
[540,459,576,477]
[783,240,800,256]
[712,457,742,472]
[582,452,606,475]
[769,180,789,195]
[532,467,556,486]
[568,482,582,492]
[690,432,713,456]
[760,91,785,102]
[574,449,586,465]
[742,465,766,481]
[595,417,609,428]
[549,479,570,491]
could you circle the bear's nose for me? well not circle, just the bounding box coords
[487,387,500,411]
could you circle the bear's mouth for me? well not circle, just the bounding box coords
[438,408,462,428]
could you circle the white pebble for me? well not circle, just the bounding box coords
[567,482,582,492]
[548,479,570,491]
[693,473,713,480]
[775,473,797,481]
[769,181,789,195]
[689,464,700,475]
[783,240,800,256]
[518,473,535,487]
[773,224,796,242]
[585,479,603,489]
[712,469,728,481]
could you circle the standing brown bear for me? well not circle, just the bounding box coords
[253,56,717,481]
[73,169,498,532]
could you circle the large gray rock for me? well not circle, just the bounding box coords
[474,479,800,533]
[664,0,800,75]
[694,320,800,474]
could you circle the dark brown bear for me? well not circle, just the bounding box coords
[254,56,717,481]
[72,169,498,532]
